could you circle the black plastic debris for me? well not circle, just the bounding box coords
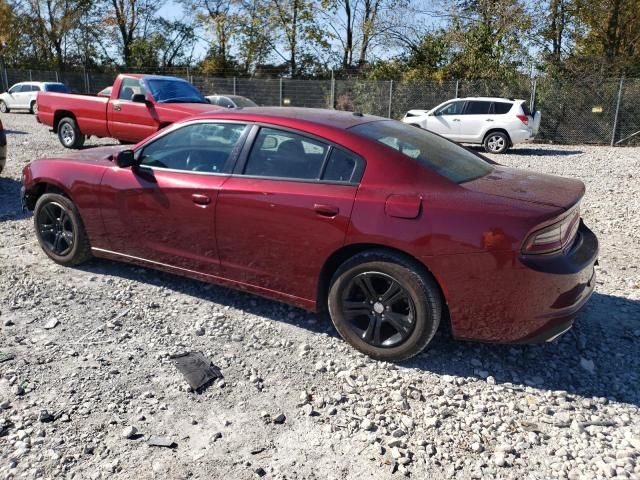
[172,352,223,391]
[254,467,267,477]
[147,436,176,448]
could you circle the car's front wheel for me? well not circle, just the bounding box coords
[483,131,510,154]
[34,193,92,266]
[328,250,442,361]
[58,117,85,149]
[0,101,9,113]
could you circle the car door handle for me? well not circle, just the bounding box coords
[192,194,211,206]
[485,118,494,122]
[452,118,460,122]
[113,103,121,112]
[314,204,339,217]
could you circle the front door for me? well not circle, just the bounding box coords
[216,126,362,303]
[427,100,465,140]
[99,121,249,273]
[108,77,158,142]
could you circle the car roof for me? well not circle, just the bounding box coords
[190,107,383,130]
[459,97,525,103]
[125,74,189,82]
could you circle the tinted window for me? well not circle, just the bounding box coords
[244,128,328,180]
[493,102,512,114]
[436,101,465,116]
[521,102,532,116]
[145,78,206,104]
[30,85,41,92]
[214,97,234,108]
[139,122,247,173]
[119,78,145,100]
[8,84,23,94]
[351,120,492,184]
[323,149,358,182]
[232,96,258,107]
[464,101,492,114]
[44,83,68,93]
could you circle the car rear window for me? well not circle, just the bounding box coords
[493,102,512,114]
[521,102,532,116]
[44,84,68,93]
[350,120,493,184]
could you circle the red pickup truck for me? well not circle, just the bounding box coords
[37,74,221,148]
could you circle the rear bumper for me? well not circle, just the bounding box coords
[510,127,534,144]
[429,221,599,343]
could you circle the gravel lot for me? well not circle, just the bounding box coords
[1,111,639,480]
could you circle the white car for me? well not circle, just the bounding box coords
[0,82,68,114]
[206,94,258,108]
[402,97,541,153]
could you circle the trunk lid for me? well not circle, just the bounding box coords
[464,166,584,210]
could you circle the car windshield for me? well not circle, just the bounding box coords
[44,83,68,93]
[350,120,493,184]
[233,96,258,107]
[144,78,207,104]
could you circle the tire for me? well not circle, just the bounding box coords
[30,100,38,115]
[328,250,442,362]
[57,117,85,149]
[0,101,9,113]
[33,193,92,266]
[483,131,510,154]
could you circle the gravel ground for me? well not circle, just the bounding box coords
[0,112,639,480]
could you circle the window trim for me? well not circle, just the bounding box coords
[233,123,365,185]
[132,119,252,176]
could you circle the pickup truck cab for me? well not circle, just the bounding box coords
[37,74,221,148]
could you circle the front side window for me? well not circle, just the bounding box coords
[436,101,465,116]
[139,122,247,173]
[119,78,146,100]
[464,101,492,115]
[8,84,23,94]
[351,120,492,184]
[244,128,329,180]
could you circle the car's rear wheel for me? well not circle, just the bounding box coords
[0,101,9,113]
[328,250,442,361]
[484,131,509,154]
[58,117,85,149]
[34,193,92,266]
[30,100,38,114]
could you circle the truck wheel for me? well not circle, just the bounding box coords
[0,101,9,113]
[58,117,85,149]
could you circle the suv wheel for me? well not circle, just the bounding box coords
[484,131,509,154]
[30,101,38,114]
[328,250,442,362]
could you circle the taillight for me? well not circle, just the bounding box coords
[516,114,529,125]
[522,207,581,254]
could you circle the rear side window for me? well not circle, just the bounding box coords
[464,101,492,114]
[493,102,512,114]
[244,128,328,180]
[323,149,358,182]
[30,85,41,92]
[351,120,492,184]
[119,78,146,100]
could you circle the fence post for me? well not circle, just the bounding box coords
[29,70,32,81]
[611,77,624,147]
[233,76,237,95]
[279,78,283,106]
[388,80,393,118]
[530,78,537,112]
[330,70,335,109]
[455,80,459,98]
[55,71,59,82]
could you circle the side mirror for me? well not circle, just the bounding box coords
[131,93,147,103]
[116,149,137,168]
[227,104,234,109]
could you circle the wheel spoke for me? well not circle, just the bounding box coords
[343,300,371,318]
[385,311,412,336]
[362,315,382,345]
[41,204,57,223]
[381,280,404,304]
[53,233,63,253]
[355,274,377,300]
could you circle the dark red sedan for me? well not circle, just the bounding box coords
[21,108,598,361]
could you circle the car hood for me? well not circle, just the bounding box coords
[405,109,430,116]
[40,145,126,166]
[464,166,585,210]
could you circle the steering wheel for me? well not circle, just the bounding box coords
[185,150,210,172]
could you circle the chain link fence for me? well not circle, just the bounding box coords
[1,67,638,145]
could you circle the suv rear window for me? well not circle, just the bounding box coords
[351,120,493,184]
[493,102,512,114]
[521,102,532,116]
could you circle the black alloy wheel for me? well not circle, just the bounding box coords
[37,201,75,256]
[341,272,416,348]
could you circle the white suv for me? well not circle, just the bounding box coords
[0,82,68,114]
[402,97,541,154]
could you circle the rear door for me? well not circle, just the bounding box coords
[108,77,158,142]
[100,121,249,273]
[216,126,363,302]
[458,100,493,142]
